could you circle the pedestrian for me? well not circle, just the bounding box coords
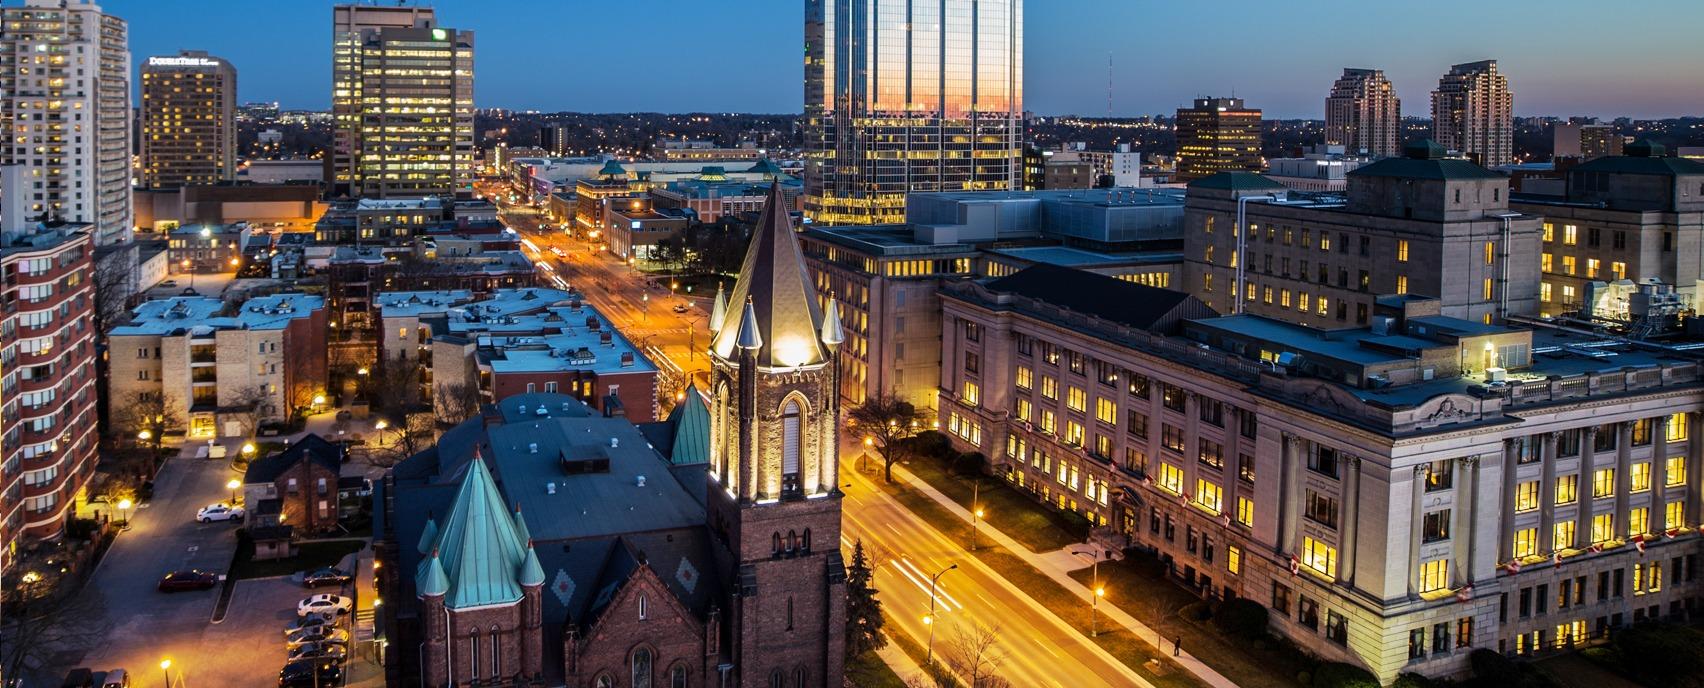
[1173,635,1181,656]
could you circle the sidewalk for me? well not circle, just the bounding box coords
[874,634,930,686]
[890,463,1239,688]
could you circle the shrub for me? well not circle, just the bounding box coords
[1468,648,1519,685]
[1309,662,1378,688]
[1179,600,1212,622]
[953,451,987,476]
[65,518,100,541]
[1211,597,1270,639]
[1613,623,1704,688]
[903,430,953,460]
[1392,673,1443,688]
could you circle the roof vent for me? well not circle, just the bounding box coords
[636,475,647,488]
[528,442,538,454]
[535,406,548,416]
[546,482,556,495]
[610,437,620,449]
[620,352,634,367]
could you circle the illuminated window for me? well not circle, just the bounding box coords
[1066,386,1086,413]
[1554,475,1577,505]
[1542,223,1554,242]
[1397,240,1409,262]
[1015,398,1032,422]
[1591,513,1614,543]
[1317,296,1329,316]
[1228,545,1242,575]
[1064,421,1085,447]
[1611,261,1627,280]
[1236,496,1254,527]
[1158,463,1184,495]
[960,380,980,407]
[1039,410,1057,434]
[1015,366,1032,390]
[1513,527,1537,558]
[1541,282,1552,303]
[1562,256,1576,275]
[1628,507,1649,537]
[1515,481,1539,512]
[1631,462,1650,492]
[1667,500,1685,528]
[1095,397,1116,425]
[1483,278,1494,300]
[1485,241,1495,265]
[1396,275,1408,295]
[1593,468,1615,498]
[1553,519,1576,549]
[1040,376,1058,400]
[1563,224,1578,245]
[1301,536,1337,578]
[1667,413,1689,441]
[1418,559,1449,593]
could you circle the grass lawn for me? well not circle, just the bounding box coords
[1069,559,1308,688]
[232,538,365,580]
[896,455,1087,553]
[845,650,909,688]
[867,472,1201,688]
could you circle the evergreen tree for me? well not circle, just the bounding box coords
[845,539,887,658]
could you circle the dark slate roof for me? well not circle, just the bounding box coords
[243,434,342,484]
[1572,150,1704,177]
[1186,171,1287,191]
[1349,138,1504,181]
[984,264,1213,331]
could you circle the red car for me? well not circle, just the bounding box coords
[157,570,217,592]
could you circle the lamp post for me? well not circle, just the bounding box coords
[159,659,172,688]
[923,563,958,666]
[1071,546,1105,636]
[117,498,133,530]
[970,480,984,551]
[226,479,241,505]
[374,419,389,447]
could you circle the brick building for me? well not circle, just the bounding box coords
[0,224,99,564]
[241,434,345,534]
[939,264,1704,683]
[376,184,848,686]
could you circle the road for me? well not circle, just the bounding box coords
[840,451,1149,688]
[479,182,714,389]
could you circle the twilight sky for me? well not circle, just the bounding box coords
[104,0,1704,119]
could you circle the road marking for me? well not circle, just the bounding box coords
[892,557,963,612]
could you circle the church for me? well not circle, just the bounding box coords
[375,184,849,687]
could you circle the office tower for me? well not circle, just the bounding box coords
[0,223,98,572]
[1325,68,1401,158]
[331,4,474,199]
[1174,97,1263,182]
[804,0,1025,225]
[140,51,237,189]
[1431,60,1514,167]
[0,0,132,245]
[538,123,570,156]
[1554,121,1624,161]
[1184,140,1543,326]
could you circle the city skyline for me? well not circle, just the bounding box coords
[101,0,1704,119]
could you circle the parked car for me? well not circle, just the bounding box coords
[277,660,342,688]
[286,642,348,665]
[99,670,128,688]
[672,303,690,314]
[159,280,177,288]
[157,570,218,592]
[60,669,94,688]
[297,594,352,617]
[285,627,349,649]
[195,503,244,523]
[300,567,352,588]
[282,615,331,636]
[550,247,566,258]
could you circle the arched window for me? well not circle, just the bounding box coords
[786,597,794,631]
[787,529,797,553]
[595,674,614,688]
[638,593,649,620]
[490,626,501,679]
[632,647,653,688]
[769,669,784,688]
[782,400,802,489]
[468,629,480,679]
[802,528,812,552]
[772,532,782,555]
[670,664,688,688]
[795,667,806,688]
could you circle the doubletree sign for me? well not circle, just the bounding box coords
[432,28,447,41]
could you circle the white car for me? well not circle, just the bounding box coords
[298,594,353,618]
[550,247,566,258]
[196,503,245,523]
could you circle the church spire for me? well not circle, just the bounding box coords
[710,183,826,368]
[709,281,728,333]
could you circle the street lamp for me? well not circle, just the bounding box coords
[160,659,172,688]
[972,506,985,552]
[117,498,133,529]
[226,479,241,504]
[137,429,151,442]
[1071,546,1106,636]
[924,563,958,667]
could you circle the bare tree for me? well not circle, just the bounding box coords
[847,393,929,483]
[225,384,270,438]
[90,246,136,335]
[434,381,482,426]
[371,359,424,414]
[2,578,112,682]
[943,623,1009,688]
[110,390,183,453]
[365,412,438,468]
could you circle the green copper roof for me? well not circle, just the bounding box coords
[668,384,711,465]
[1572,142,1704,176]
[415,516,437,555]
[1349,141,1504,181]
[598,160,627,177]
[512,505,531,544]
[518,543,545,587]
[418,552,450,597]
[748,158,783,176]
[1186,171,1287,191]
[416,457,530,609]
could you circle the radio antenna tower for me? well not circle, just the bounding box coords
[1106,53,1113,118]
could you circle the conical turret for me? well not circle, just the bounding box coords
[710,183,826,367]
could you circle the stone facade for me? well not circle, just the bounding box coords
[939,278,1704,684]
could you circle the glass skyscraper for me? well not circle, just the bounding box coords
[805,0,1024,225]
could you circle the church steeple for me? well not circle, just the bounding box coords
[710,183,827,369]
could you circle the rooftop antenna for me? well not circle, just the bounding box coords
[1106,52,1113,118]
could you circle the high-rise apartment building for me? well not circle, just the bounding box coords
[140,50,237,189]
[0,0,132,245]
[1553,122,1624,161]
[0,223,99,571]
[1174,97,1263,183]
[331,4,473,199]
[803,0,1024,225]
[1431,60,1514,168]
[1325,68,1401,158]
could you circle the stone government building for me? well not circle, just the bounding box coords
[376,185,849,687]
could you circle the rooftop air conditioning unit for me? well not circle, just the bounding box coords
[1486,367,1507,383]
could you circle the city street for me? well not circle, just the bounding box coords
[840,452,1152,688]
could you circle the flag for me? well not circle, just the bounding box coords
[1289,555,1300,576]
[1456,584,1474,603]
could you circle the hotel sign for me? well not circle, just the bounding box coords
[147,56,220,68]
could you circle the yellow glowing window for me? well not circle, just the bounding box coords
[1591,513,1614,543]
[1667,456,1686,487]
[1016,366,1032,390]
[1418,559,1449,593]
[1397,240,1409,262]
[1628,507,1649,537]
[1553,519,1576,549]
[1555,475,1577,505]
[1667,414,1688,441]
[1301,536,1337,578]
[1194,479,1223,515]
[1228,545,1242,575]
[1236,496,1254,527]
[1593,468,1615,497]
[1513,527,1537,558]
[1631,462,1650,492]
[1667,500,1685,527]
[1158,463,1184,495]
[1515,481,1539,512]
